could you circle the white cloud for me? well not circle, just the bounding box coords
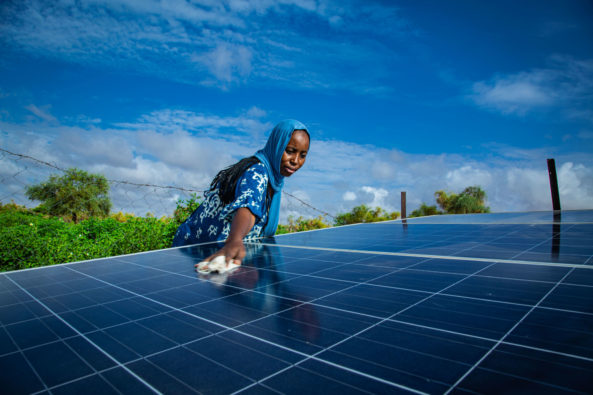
[26,104,58,122]
[445,166,493,193]
[483,143,553,161]
[343,191,356,201]
[361,186,390,210]
[245,106,267,118]
[0,0,408,92]
[119,109,272,137]
[55,127,136,168]
[2,108,592,221]
[281,189,321,219]
[557,162,593,209]
[193,43,253,87]
[505,167,551,211]
[137,130,229,171]
[0,109,269,216]
[469,57,593,117]
[371,160,396,180]
[470,71,555,115]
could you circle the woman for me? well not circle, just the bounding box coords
[172,119,310,268]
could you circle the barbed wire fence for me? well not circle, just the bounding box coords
[0,147,335,270]
[0,148,203,217]
[0,147,334,219]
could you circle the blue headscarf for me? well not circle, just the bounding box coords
[255,119,309,236]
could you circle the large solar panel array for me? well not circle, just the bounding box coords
[1,210,592,394]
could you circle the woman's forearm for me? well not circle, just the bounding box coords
[227,207,256,242]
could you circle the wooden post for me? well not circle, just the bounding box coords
[547,159,561,212]
[401,191,406,219]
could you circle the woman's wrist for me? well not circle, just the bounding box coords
[226,236,244,244]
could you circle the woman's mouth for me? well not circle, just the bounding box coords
[283,166,296,175]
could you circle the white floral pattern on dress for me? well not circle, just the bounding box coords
[172,162,270,246]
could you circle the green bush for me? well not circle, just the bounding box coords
[410,203,441,217]
[0,203,178,271]
[276,215,330,234]
[334,204,399,226]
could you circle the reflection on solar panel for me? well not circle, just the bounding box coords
[1,210,592,394]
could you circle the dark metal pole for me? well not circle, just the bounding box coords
[547,159,561,212]
[401,191,406,219]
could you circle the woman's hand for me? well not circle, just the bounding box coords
[195,207,256,269]
[204,238,246,265]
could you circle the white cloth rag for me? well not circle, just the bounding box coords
[196,255,240,274]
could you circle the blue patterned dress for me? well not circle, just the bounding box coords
[172,162,270,246]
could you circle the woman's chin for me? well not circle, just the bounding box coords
[281,168,296,177]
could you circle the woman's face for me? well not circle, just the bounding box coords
[280,129,309,177]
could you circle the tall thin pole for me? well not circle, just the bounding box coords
[547,159,561,212]
[401,191,407,219]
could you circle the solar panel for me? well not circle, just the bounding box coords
[1,210,592,393]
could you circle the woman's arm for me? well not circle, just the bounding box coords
[201,207,255,266]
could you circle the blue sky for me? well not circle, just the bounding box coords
[1,0,592,220]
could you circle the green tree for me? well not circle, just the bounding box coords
[410,203,441,217]
[434,186,490,214]
[334,204,399,226]
[25,168,111,223]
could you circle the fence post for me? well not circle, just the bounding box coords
[547,159,561,212]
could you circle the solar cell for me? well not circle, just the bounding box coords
[1,210,592,393]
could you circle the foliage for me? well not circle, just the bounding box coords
[334,204,399,226]
[409,203,441,218]
[0,201,29,216]
[172,193,202,226]
[412,185,490,217]
[435,185,490,214]
[25,168,112,223]
[110,211,136,223]
[0,203,177,272]
[0,192,207,271]
[276,215,330,234]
